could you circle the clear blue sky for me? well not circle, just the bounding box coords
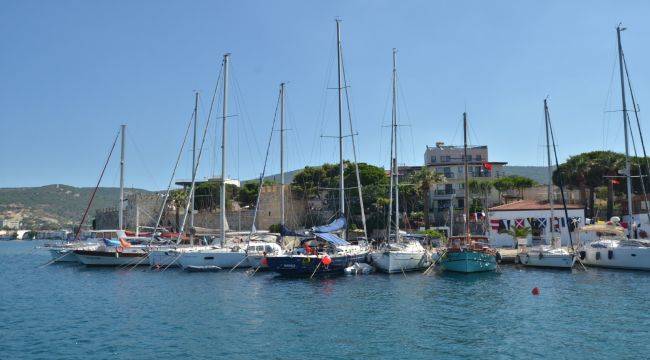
[2,0,649,190]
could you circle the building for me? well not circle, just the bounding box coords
[424,142,507,225]
[487,200,585,247]
[1,219,22,230]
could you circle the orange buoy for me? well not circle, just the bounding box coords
[532,287,540,295]
[322,256,332,266]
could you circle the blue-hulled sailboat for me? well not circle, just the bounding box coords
[438,113,497,273]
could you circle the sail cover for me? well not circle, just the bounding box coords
[315,232,350,246]
[280,225,303,237]
[313,217,347,233]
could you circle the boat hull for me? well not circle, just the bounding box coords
[439,250,496,273]
[581,246,650,270]
[148,249,181,268]
[49,249,79,263]
[518,252,575,268]
[75,250,148,266]
[370,251,430,273]
[178,251,249,269]
[266,252,368,276]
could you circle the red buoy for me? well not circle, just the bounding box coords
[260,257,268,266]
[532,287,540,295]
[322,256,332,266]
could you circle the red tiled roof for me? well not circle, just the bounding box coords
[488,200,583,211]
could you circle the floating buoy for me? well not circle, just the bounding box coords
[322,256,332,266]
[260,257,268,266]
[532,287,540,296]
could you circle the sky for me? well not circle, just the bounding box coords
[2,0,650,190]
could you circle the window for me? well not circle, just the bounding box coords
[442,155,451,162]
[466,154,472,161]
[457,198,464,208]
[475,154,482,161]
[430,156,436,163]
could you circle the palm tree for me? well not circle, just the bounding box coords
[412,168,446,229]
[170,189,188,231]
[469,179,494,210]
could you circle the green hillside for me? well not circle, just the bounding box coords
[0,184,151,229]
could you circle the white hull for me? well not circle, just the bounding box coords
[178,250,249,269]
[76,250,148,267]
[518,253,575,268]
[371,251,430,273]
[148,246,214,267]
[49,249,78,262]
[581,245,650,270]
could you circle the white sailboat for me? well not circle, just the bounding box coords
[576,25,650,271]
[371,49,430,273]
[178,53,249,271]
[517,99,575,269]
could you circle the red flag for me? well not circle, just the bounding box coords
[612,179,620,185]
[483,162,493,171]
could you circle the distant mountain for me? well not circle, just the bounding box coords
[0,184,151,229]
[503,166,550,185]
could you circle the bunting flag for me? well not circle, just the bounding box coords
[515,218,525,228]
[538,218,547,229]
[500,220,510,231]
[568,217,581,232]
[490,219,500,230]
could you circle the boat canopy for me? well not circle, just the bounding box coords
[313,217,347,233]
[315,232,350,246]
[579,224,625,236]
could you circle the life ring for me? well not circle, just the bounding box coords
[302,257,312,265]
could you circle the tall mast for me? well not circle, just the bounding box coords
[336,20,345,227]
[617,25,633,237]
[221,53,230,247]
[280,82,286,227]
[463,113,470,241]
[392,48,399,240]
[119,124,125,230]
[190,91,198,245]
[544,99,555,244]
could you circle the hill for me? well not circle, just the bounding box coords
[503,166,550,185]
[0,184,151,229]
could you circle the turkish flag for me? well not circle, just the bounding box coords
[483,162,493,171]
[612,179,620,185]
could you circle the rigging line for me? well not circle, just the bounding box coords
[340,43,367,240]
[625,113,649,223]
[149,110,195,242]
[396,73,417,163]
[174,58,225,244]
[547,103,574,251]
[230,65,264,163]
[74,130,120,240]
[126,131,160,190]
[602,46,618,149]
[311,31,337,165]
[249,85,281,239]
[623,54,650,179]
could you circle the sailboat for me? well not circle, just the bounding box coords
[265,20,369,276]
[371,49,430,273]
[74,124,150,266]
[517,99,576,268]
[577,25,650,270]
[438,113,497,273]
[177,53,250,271]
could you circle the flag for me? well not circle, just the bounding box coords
[515,218,525,228]
[483,162,493,171]
[538,218,547,229]
[490,219,500,230]
[612,179,620,185]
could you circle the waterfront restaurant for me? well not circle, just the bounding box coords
[487,200,585,247]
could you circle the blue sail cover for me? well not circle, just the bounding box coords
[103,238,121,247]
[280,225,303,237]
[313,217,347,233]
[315,232,350,246]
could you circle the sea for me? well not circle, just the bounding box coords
[1,240,649,359]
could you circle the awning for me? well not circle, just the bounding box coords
[315,232,350,246]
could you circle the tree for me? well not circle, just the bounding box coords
[169,189,187,230]
[411,168,446,230]
[468,179,494,211]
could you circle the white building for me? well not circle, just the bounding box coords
[487,200,585,247]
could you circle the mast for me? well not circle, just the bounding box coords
[190,91,198,245]
[280,82,286,227]
[544,99,555,245]
[463,113,470,241]
[336,20,345,230]
[392,48,399,241]
[119,124,125,230]
[221,53,230,247]
[617,25,633,237]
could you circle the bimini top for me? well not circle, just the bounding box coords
[579,224,625,235]
[313,217,347,233]
[314,232,350,246]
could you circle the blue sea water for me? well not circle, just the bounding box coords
[1,240,649,360]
